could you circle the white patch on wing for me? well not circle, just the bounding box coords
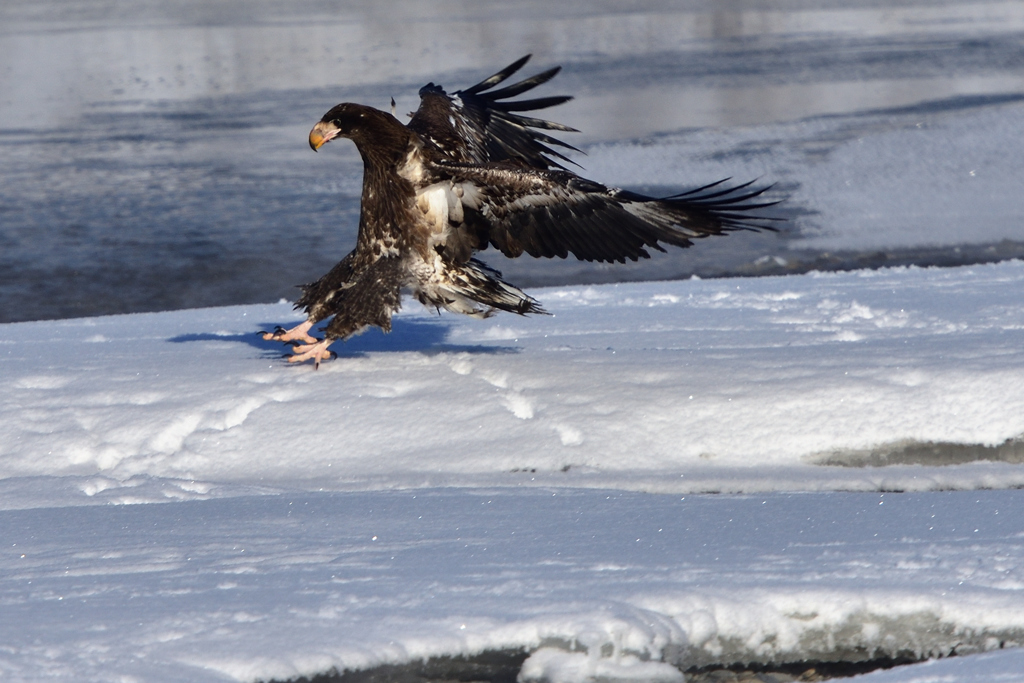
[415,182,470,251]
[417,183,451,234]
[483,184,580,219]
[444,166,588,221]
[457,182,483,210]
[398,144,428,184]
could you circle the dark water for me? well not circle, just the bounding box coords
[4,0,1024,323]
[265,648,916,683]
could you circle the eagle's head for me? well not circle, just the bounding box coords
[309,103,403,152]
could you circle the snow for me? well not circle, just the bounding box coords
[851,649,1024,682]
[3,486,1024,682]
[5,2,1024,681]
[851,647,1024,683]
[519,647,684,683]
[3,262,1024,682]
[5,263,1024,501]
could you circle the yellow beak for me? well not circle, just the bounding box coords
[309,121,339,152]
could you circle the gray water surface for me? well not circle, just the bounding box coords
[3,0,1024,322]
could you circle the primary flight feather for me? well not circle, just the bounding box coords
[264,55,779,367]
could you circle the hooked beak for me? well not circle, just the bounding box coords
[309,121,340,152]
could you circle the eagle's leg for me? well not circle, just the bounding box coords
[288,339,337,369]
[282,256,404,369]
[265,252,356,350]
[261,319,318,344]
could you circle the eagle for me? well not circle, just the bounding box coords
[263,55,778,367]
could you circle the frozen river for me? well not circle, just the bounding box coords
[3,0,1024,322]
[5,5,1024,681]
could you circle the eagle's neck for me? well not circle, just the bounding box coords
[351,116,417,259]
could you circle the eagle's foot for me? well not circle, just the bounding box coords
[261,320,318,344]
[287,339,338,369]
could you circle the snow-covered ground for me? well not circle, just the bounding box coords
[6,262,1024,499]
[5,2,1024,681]
[3,261,1024,682]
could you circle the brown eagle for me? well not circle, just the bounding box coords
[264,56,777,367]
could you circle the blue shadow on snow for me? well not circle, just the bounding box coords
[168,317,517,358]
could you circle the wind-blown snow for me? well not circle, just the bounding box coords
[3,263,1024,682]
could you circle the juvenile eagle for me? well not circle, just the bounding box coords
[264,56,777,367]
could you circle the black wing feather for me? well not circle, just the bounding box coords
[438,163,780,264]
[483,67,563,100]
[459,55,532,96]
[408,55,580,170]
[499,96,575,113]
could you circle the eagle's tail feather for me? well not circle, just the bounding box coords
[419,258,546,318]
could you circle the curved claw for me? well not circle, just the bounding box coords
[288,339,336,369]
[288,337,323,348]
[261,320,318,344]
[259,325,290,338]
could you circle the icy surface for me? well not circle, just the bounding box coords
[2,263,1024,681]
[4,0,1024,321]
[3,488,1024,682]
[4,2,1024,679]
[850,648,1024,683]
[585,102,1024,251]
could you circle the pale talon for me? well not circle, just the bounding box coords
[261,320,318,344]
[287,339,336,368]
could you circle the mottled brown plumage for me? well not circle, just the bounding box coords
[263,56,779,367]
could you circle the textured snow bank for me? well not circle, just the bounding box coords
[3,262,1024,507]
[519,648,684,683]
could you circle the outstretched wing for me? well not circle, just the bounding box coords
[408,55,580,170]
[441,164,781,263]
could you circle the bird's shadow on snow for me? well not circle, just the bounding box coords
[167,318,518,358]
